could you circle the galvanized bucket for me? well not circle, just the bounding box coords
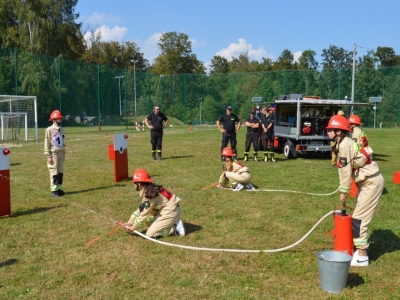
[316,250,352,294]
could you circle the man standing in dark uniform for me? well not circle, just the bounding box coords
[216,106,241,161]
[260,106,276,163]
[244,110,260,161]
[145,105,169,160]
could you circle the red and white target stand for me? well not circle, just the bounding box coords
[108,134,129,182]
[0,147,11,216]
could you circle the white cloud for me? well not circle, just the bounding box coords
[141,32,163,63]
[87,12,123,25]
[84,25,127,42]
[190,38,206,49]
[215,38,273,62]
[293,51,302,63]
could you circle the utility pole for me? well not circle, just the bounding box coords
[350,44,356,115]
[115,76,124,116]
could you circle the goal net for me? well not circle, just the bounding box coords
[0,95,38,141]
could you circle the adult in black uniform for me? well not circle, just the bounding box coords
[244,110,260,161]
[145,105,169,160]
[216,106,241,161]
[260,106,276,163]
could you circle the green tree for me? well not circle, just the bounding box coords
[258,57,273,72]
[0,0,85,60]
[298,50,319,70]
[81,32,148,72]
[358,50,378,69]
[273,49,294,70]
[210,55,229,74]
[297,50,319,95]
[321,45,352,69]
[152,31,205,75]
[374,46,400,67]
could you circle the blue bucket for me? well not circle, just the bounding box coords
[316,250,352,294]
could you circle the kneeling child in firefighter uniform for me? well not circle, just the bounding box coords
[123,169,185,237]
[217,147,255,191]
[327,115,384,267]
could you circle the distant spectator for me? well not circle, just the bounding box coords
[82,111,88,124]
[145,105,169,160]
[216,106,241,161]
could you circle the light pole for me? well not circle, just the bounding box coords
[131,60,139,117]
[200,97,202,125]
[115,75,124,116]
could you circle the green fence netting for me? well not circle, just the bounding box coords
[1,46,400,128]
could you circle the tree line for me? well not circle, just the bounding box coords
[1,0,400,74]
[0,0,399,127]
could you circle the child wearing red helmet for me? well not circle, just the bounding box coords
[327,115,384,267]
[122,169,185,237]
[217,147,255,191]
[44,110,66,198]
[348,114,369,149]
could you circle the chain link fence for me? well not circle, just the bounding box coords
[1,47,400,128]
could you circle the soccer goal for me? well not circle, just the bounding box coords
[0,95,38,141]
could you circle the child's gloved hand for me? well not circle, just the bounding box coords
[339,192,348,203]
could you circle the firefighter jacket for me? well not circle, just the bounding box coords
[351,126,368,148]
[223,160,249,174]
[337,137,379,193]
[128,187,181,227]
[44,123,65,158]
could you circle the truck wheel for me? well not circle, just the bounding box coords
[283,141,297,159]
[283,142,292,159]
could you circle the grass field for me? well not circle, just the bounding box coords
[1,125,400,299]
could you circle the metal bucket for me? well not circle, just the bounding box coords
[316,250,352,294]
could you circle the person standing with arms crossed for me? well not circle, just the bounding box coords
[216,106,241,161]
[44,110,66,198]
[260,106,276,163]
[243,110,260,161]
[145,105,169,160]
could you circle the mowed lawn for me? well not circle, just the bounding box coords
[1,125,400,299]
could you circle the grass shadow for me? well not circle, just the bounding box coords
[368,229,400,262]
[160,155,193,160]
[347,273,365,288]
[0,258,17,268]
[184,222,203,235]
[10,204,67,217]
[66,184,125,195]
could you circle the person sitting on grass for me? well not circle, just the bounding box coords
[122,168,185,237]
[217,147,255,191]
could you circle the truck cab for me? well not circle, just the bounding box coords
[272,94,367,158]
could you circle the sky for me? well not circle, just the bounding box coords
[75,0,400,70]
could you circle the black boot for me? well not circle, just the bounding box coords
[253,152,258,162]
[158,152,162,160]
[152,152,156,160]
